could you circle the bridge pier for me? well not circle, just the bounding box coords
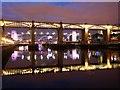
[31,51,35,75]
[58,22,63,44]
[0,20,5,44]
[0,27,2,44]
[81,49,88,65]
[28,21,38,51]
[31,21,35,45]
[103,25,112,44]
[57,50,64,72]
[103,29,111,44]
[81,27,89,44]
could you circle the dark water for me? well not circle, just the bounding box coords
[2,45,120,88]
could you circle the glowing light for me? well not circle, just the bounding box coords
[63,33,67,35]
[48,48,51,52]
[85,58,89,69]
[1,38,14,44]
[11,51,18,61]
[46,32,49,35]
[19,46,24,51]
[11,30,18,41]
[47,52,52,60]
[107,58,112,68]
[40,32,43,35]
[52,55,55,59]
[25,46,28,51]
[34,32,36,34]
[88,50,91,59]
[64,54,68,59]
[52,32,55,35]
[27,56,30,60]
[72,31,77,41]
[34,55,37,60]
[40,55,43,60]
[26,31,30,34]
[47,36,52,40]
[7,32,10,35]
[72,49,79,60]
[22,55,24,60]
[21,32,24,35]
[0,21,4,26]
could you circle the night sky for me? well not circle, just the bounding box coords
[2,2,118,24]
[1,2,119,33]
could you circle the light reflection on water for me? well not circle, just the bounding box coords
[2,45,120,76]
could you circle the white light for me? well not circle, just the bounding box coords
[19,46,24,51]
[34,55,37,60]
[11,51,18,61]
[72,31,77,41]
[22,55,24,60]
[52,32,55,35]
[47,53,52,60]
[25,46,28,50]
[63,33,67,35]
[46,32,49,35]
[40,55,43,60]
[64,55,68,59]
[27,56,30,60]
[40,32,43,35]
[72,49,79,60]
[21,32,24,34]
[48,48,51,52]
[52,55,55,59]
[11,30,18,41]
[7,32,10,35]
[48,36,52,39]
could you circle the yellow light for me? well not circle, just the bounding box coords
[0,21,4,26]
[2,38,14,44]
[34,32,36,34]
[107,58,112,68]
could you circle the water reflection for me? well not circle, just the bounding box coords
[2,45,120,76]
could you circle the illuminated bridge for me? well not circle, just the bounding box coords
[0,19,120,45]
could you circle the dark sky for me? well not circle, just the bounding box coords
[2,2,118,24]
[2,2,119,33]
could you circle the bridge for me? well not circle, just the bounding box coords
[0,19,120,45]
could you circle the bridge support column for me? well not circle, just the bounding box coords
[31,21,35,45]
[0,27,2,44]
[106,51,111,68]
[58,22,63,44]
[29,21,38,51]
[81,49,88,65]
[82,27,88,44]
[31,51,35,75]
[103,28,111,44]
[57,50,64,72]
[103,25,111,44]
[0,20,5,44]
